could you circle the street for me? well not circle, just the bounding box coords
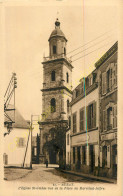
[4,164,103,183]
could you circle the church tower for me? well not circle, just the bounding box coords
[39,19,73,164]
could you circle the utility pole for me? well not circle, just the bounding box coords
[4,72,17,136]
[30,115,33,169]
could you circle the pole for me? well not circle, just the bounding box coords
[30,115,33,169]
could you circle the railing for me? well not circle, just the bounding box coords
[43,54,72,63]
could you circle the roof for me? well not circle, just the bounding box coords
[4,105,30,129]
[95,41,118,68]
[48,19,67,41]
[49,28,67,42]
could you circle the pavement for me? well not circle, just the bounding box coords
[4,164,117,184]
[58,169,117,184]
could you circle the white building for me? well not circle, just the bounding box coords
[4,107,31,168]
[69,69,100,175]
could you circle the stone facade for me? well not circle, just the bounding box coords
[68,41,118,179]
[96,42,118,178]
[39,19,73,164]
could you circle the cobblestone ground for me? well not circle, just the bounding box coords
[4,164,101,183]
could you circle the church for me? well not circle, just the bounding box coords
[39,19,73,164]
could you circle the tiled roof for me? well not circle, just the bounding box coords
[4,105,30,129]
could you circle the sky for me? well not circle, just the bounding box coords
[4,0,118,134]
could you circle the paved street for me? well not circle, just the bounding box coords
[4,164,103,183]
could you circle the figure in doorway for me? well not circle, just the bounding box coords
[45,159,48,168]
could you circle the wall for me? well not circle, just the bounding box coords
[71,88,99,133]
[4,127,31,168]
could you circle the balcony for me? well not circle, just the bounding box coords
[43,54,72,64]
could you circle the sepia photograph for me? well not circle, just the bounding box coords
[1,0,123,195]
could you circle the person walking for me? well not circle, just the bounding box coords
[45,159,48,168]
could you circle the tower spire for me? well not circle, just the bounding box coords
[55,18,60,29]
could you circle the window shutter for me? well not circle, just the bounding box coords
[95,145,99,167]
[100,146,102,167]
[110,109,113,128]
[113,106,115,128]
[111,63,115,89]
[113,105,117,128]
[115,105,117,128]
[115,63,117,87]
[103,110,106,131]
[102,72,106,95]
[86,106,88,131]
[87,106,90,130]
[109,68,112,90]
[93,102,96,128]
[107,145,110,168]
[105,109,107,131]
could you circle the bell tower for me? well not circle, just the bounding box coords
[39,19,73,164]
[49,18,67,57]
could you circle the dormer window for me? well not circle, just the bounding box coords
[81,82,84,93]
[53,45,56,54]
[51,71,55,81]
[88,77,93,86]
[76,89,80,97]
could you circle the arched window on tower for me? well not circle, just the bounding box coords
[51,70,55,81]
[67,99,69,113]
[66,72,69,83]
[51,98,56,113]
[64,47,66,55]
[53,45,56,54]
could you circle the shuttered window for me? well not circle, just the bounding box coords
[113,104,117,128]
[107,107,113,130]
[73,113,77,133]
[80,108,84,131]
[103,110,106,131]
[102,72,106,95]
[87,102,96,129]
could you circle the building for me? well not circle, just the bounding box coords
[69,69,100,175]
[4,106,31,168]
[67,42,118,179]
[95,42,118,178]
[39,19,73,164]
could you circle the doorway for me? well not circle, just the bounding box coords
[112,145,117,178]
[89,145,95,172]
[77,147,81,170]
[49,147,56,164]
